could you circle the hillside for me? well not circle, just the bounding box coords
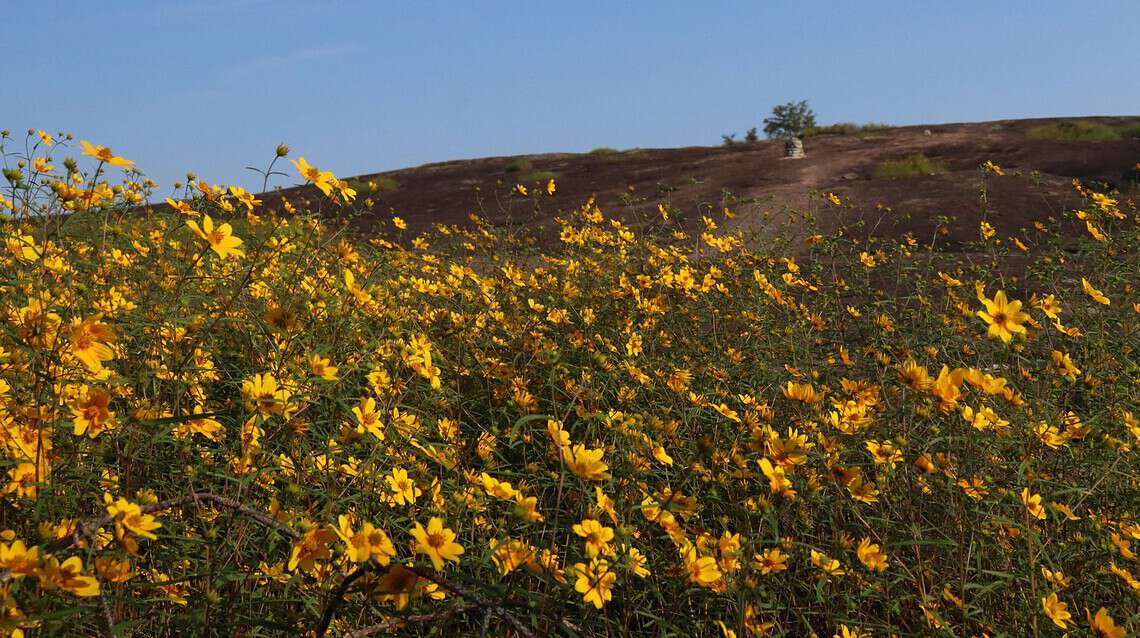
[257,116,1139,247]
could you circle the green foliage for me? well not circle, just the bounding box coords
[874,153,948,178]
[1115,122,1140,139]
[1025,119,1128,141]
[504,158,532,173]
[803,122,894,138]
[374,176,400,192]
[347,176,400,194]
[763,100,817,139]
[519,170,559,183]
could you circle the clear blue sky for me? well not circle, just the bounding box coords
[4,1,1138,193]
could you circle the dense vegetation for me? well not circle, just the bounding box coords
[1026,120,1140,142]
[1,130,1137,637]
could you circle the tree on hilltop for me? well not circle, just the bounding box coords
[763,100,817,139]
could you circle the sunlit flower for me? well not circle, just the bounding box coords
[187,214,244,259]
[410,517,464,570]
[80,140,133,167]
[976,289,1028,342]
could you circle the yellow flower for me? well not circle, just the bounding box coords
[782,381,824,404]
[352,397,385,440]
[1040,567,1071,588]
[80,140,134,167]
[333,178,357,202]
[759,458,795,497]
[978,221,996,240]
[573,558,616,608]
[291,157,335,198]
[856,538,888,572]
[165,197,199,217]
[288,525,337,574]
[866,440,902,468]
[846,475,879,504]
[71,387,115,438]
[4,463,42,500]
[104,494,162,553]
[0,540,41,578]
[34,556,100,597]
[976,289,1028,342]
[68,315,116,372]
[386,468,422,506]
[334,515,395,564]
[626,546,650,577]
[753,547,788,575]
[1087,607,1126,638]
[308,354,339,381]
[931,365,966,411]
[1051,350,1080,380]
[1021,488,1047,520]
[227,185,261,211]
[241,373,292,416]
[572,519,614,558]
[1034,422,1069,449]
[562,444,610,481]
[685,552,722,587]
[1041,592,1071,629]
[1081,277,1111,305]
[897,359,933,390]
[187,214,244,259]
[94,556,134,583]
[410,517,464,571]
[810,549,845,577]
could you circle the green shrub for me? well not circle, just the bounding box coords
[345,176,399,194]
[803,122,895,138]
[374,176,399,192]
[588,147,619,156]
[519,170,559,183]
[504,158,532,173]
[1116,122,1140,139]
[873,153,948,178]
[1026,120,1121,141]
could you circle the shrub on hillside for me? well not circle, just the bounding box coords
[1026,119,1123,141]
[803,122,895,138]
[874,153,948,178]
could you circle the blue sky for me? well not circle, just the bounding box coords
[4,1,1138,193]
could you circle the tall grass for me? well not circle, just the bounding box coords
[873,153,948,178]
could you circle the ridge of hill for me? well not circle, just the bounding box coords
[256,117,1139,247]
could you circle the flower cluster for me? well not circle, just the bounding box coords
[0,131,1136,636]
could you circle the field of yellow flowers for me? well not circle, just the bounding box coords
[1,130,1138,637]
